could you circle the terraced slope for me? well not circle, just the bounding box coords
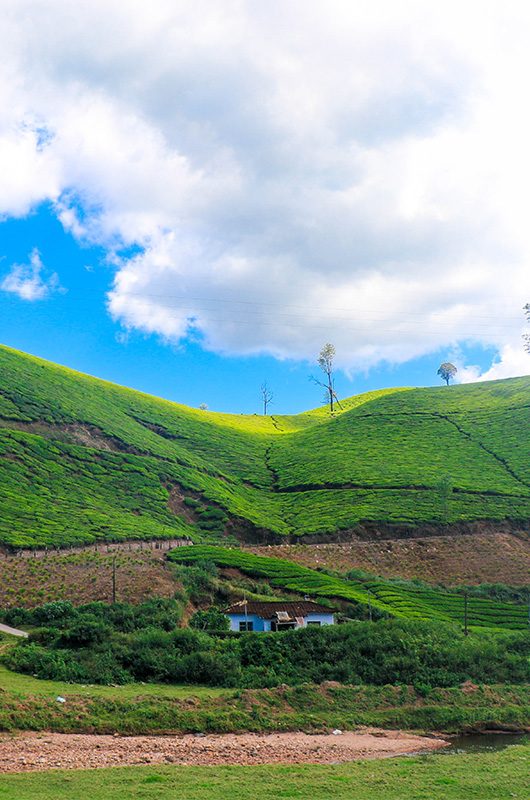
[169,546,529,630]
[0,344,529,548]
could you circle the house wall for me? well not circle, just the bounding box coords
[305,613,335,626]
[227,613,267,632]
[227,612,335,631]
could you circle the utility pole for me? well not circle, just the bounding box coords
[463,592,468,636]
[112,555,117,604]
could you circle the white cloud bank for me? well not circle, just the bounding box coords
[0,0,529,377]
[1,249,59,301]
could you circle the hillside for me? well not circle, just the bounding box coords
[0,344,529,549]
[169,546,529,631]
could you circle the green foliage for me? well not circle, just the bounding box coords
[437,361,458,385]
[169,547,529,630]
[3,596,529,687]
[190,608,230,631]
[0,344,529,548]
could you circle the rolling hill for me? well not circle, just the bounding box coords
[0,344,529,549]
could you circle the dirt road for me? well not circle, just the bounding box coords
[0,729,448,773]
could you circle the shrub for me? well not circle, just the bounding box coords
[189,608,230,632]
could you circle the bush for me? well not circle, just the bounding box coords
[189,608,230,632]
[3,598,529,689]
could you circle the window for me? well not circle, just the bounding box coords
[306,621,321,626]
[239,621,254,632]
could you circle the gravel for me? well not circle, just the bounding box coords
[0,729,448,773]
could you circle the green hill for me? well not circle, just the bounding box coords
[0,344,529,549]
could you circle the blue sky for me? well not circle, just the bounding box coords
[0,2,529,414]
[0,205,500,414]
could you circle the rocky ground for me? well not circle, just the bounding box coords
[0,729,448,773]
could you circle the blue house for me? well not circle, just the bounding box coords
[224,600,336,632]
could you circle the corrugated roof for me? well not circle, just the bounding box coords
[224,600,335,618]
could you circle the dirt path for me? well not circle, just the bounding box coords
[0,730,448,773]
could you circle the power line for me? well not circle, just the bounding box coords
[123,308,526,336]
[110,290,525,320]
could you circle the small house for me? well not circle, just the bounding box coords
[224,600,336,632]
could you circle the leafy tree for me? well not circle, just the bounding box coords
[189,607,230,631]
[260,382,274,415]
[437,362,457,386]
[524,303,530,353]
[311,343,341,413]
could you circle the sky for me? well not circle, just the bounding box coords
[0,1,529,414]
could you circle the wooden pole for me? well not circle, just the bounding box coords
[112,555,117,604]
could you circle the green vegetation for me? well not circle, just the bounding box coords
[169,547,529,630]
[1,744,529,800]
[1,622,528,736]
[0,661,224,699]
[0,662,528,735]
[2,596,529,688]
[0,344,529,548]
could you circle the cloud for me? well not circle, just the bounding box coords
[0,1,529,373]
[457,343,530,384]
[1,248,60,301]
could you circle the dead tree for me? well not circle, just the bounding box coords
[260,382,274,415]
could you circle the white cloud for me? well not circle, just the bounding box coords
[0,1,529,374]
[1,249,60,301]
[458,343,530,383]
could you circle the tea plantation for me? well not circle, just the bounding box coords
[0,344,529,548]
[169,546,529,631]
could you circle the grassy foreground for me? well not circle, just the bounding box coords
[0,664,225,699]
[1,669,528,735]
[0,745,529,800]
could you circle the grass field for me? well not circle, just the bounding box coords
[0,662,225,699]
[169,546,529,630]
[0,744,528,799]
[0,344,529,548]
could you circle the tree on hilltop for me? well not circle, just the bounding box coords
[260,382,274,415]
[311,343,342,413]
[437,362,457,386]
[524,303,530,353]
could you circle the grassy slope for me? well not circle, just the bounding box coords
[1,655,528,736]
[169,546,529,630]
[1,629,529,737]
[1,745,529,800]
[0,344,529,548]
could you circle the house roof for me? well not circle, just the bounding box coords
[224,600,335,618]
